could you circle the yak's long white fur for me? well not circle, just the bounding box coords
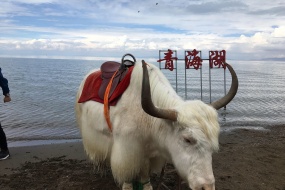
[75,61,220,184]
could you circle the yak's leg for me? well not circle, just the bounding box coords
[121,161,152,190]
[139,159,153,190]
[111,136,143,186]
[122,181,152,190]
[122,182,133,190]
[142,182,153,190]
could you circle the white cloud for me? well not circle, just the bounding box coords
[271,26,285,37]
[0,0,285,60]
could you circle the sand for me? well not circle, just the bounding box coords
[0,141,87,175]
[0,125,284,190]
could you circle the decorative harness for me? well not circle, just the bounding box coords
[103,54,136,132]
[103,69,118,132]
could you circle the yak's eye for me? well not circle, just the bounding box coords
[183,135,197,145]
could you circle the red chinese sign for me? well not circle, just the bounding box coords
[185,49,202,70]
[157,49,178,71]
[209,50,226,69]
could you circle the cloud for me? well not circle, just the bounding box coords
[0,0,285,60]
[249,6,285,16]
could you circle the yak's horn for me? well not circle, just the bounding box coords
[141,60,178,121]
[210,62,239,110]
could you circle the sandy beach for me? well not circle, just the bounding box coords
[0,125,284,190]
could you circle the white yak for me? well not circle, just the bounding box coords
[75,60,238,190]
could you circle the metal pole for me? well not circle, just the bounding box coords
[209,55,212,103]
[185,51,187,99]
[200,65,202,101]
[200,51,203,101]
[159,50,161,69]
[175,51,178,92]
[224,64,226,110]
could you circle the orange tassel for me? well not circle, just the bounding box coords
[104,69,119,132]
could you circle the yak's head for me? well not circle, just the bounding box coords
[141,60,238,190]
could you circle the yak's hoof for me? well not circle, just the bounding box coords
[122,182,133,190]
[143,182,153,190]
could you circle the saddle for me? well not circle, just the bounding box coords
[78,54,136,132]
[98,54,136,99]
[98,61,128,99]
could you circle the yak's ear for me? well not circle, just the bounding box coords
[182,134,197,145]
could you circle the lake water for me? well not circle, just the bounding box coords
[0,57,284,147]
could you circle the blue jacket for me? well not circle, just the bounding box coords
[0,68,10,96]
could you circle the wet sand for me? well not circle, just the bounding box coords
[0,141,87,175]
[0,125,284,190]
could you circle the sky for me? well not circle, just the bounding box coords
[0,0,285,60]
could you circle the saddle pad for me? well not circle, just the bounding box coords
[78,66,134,106]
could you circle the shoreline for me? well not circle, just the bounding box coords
[7,139,82,148]
[6,124,274,148]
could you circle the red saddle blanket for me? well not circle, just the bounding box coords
[78,66,134,106]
